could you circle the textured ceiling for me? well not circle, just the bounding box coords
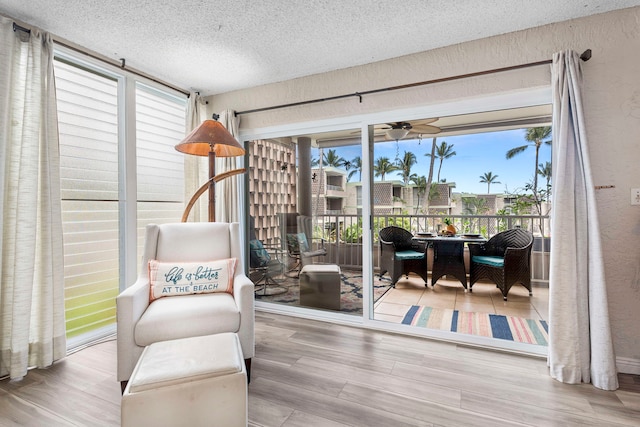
[1,1,639,96]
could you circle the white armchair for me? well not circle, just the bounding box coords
[116,222,254,391]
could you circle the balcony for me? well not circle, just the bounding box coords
[253,213,550,320]
[325,183,345,198]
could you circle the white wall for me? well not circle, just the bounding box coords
[207,7,640,366]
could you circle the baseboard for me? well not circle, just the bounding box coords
[617,356,640,375]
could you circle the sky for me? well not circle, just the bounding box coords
[312,128,552,195]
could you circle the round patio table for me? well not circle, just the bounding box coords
[413,234,487,290]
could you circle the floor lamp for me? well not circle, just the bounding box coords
[175,117,246,222]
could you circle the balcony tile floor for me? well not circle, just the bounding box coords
[374,274,549,324]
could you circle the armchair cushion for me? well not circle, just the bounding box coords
[148,258,237,301]
[471,255,504,268]
[134,293,240,347]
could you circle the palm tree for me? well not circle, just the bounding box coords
[506,126,551,200]
[343,159,353,181]
[479,171,501,193]
[423,137,438,214]
[410,174,427,214]
[397,151,417,185]
[462,197,489,215]
[426,141,456,182]
[324,149,345,167]
[373,156,398,181]
[345,156,362,182]
[427,182,440,203]
[538,161,552,202]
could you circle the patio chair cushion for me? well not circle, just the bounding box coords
[296,233,310,252]
[395,250,425,261]
[471,255,504,268]
[249,239,271,267]
[286,232,312,252]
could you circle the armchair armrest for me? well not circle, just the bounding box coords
[233,273,255,359]
[263,243,285,260]
[379,240,396,254]
[503,245,530,264]
[116,277,151,381]
[410,239,427,253]
[468,242,485,257]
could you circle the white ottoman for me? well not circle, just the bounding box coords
[121,332,247,427]
[299,264,342,310]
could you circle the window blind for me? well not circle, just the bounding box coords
[56,59,120,338]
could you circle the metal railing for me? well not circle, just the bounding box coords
[306,213,550,283]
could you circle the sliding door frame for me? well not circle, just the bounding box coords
[240,86,551,356]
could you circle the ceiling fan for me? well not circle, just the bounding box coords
[377,118,441,140]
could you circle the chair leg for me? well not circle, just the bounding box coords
[245,358,252,384]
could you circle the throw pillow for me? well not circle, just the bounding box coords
[249,239,271,267]
[148,258,236,302]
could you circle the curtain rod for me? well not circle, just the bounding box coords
[12,20,190,97]
[54,40,191,97]
[235,49,592,116]
[13,22,30,33]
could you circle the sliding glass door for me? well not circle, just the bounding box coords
[369,108,551,351]
[247,130,367,316]
[242,89,551,354]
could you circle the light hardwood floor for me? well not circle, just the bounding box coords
[1,313,638,426]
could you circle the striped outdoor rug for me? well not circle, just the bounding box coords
[401,305,549,346]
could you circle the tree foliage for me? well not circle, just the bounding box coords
[479,171,501,193]
[425,141,456,182]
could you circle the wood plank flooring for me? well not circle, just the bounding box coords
[1,313,638,426]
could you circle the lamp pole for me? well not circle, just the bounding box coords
[208,150,216,222]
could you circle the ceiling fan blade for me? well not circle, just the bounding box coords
[349,128,389,135]
[410,124,441,134]
[412,117,439,125]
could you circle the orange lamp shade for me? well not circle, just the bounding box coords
[175,119,245,157]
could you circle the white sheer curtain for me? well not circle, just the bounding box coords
[0,17,66,380]
[183,92,208,222]
[216,109,242,222]
[548,50,618,390]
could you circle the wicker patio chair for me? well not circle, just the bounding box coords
[468,228,534,300]
[379,226,428,287]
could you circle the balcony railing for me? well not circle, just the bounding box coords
[305,213,550,284]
